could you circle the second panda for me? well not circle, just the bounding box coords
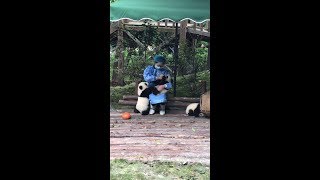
[186,103,201,117]
[134,82,153,115]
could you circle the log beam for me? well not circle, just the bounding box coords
[154,32,178,52]
[110,26,118,35]
[123,29,145,49]
[118,100,192,107]
[186,28,210,37]
[125,26,176,33]
[122,95,200,103]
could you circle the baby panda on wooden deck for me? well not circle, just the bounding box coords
[134,82,153,115]
[150,75,172,95]
[186,103,201,117]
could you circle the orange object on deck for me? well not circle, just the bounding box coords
[121,112,131,120]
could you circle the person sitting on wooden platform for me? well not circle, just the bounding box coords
[143,55,172,115]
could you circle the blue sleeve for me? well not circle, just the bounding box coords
[143,66,156,82]
[165,82,172,89]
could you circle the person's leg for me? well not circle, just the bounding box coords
[149,104,155,115]
[159,103,166,115]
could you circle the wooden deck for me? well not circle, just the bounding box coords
[110,111,210,165]
[110,20,210,37]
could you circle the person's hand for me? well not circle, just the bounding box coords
[156,85,165,91]
[157,74,164,80]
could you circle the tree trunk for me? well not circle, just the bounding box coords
[207,42,210,69]
[116,21,125,86]
[111,61,118,85]
[192,38,197,97]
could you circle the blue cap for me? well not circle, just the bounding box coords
[154,55,166,63]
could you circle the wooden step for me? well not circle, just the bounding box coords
[119,100,192,108]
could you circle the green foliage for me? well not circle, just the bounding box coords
[195,45,209,72]
[170,70,210,97]
[123,49,148,82]
[110,159,210,180]
[110,70,209,110]
[178,42,194,75]
[110,20,210,99]
[177,41,209,75]
[123,23,172,51]
[110,82,136,106]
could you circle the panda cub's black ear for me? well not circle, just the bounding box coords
[144,83,147,86]
[139,86,143,90]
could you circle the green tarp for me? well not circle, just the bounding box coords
[110,0,210,23]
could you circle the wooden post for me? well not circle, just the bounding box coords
[207,20,210,69]
[200,81,207,94]
[116,20,124,86]
[200,23,204,31]
[173,22,179,97]
[179,20,187,45]
[192,37,197,88]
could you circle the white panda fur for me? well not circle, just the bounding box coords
[137,82,148,96]
[136,97,149,113]
[135,82,151,115]
[186,103,201,117]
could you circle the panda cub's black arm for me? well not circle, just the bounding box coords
[140,88,153,97]
[151,87,161,95]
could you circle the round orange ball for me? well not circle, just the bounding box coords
[121,112,131,120]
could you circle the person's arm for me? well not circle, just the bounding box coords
[164,82,172,90]
[143,66,157,82]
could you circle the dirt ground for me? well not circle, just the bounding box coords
[110,111,210,165]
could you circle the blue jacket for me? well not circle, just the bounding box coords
[143,65,172,104]
[143,65,172,89]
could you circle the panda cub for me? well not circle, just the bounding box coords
[151,75,172,95]
[134,82,153,115]
[186,103,201,117]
